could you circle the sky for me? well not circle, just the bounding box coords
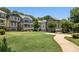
[8,7,73,20]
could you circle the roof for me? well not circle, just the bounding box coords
[19,15,25,18]
[20,15,32,20]
[0,10,6,14]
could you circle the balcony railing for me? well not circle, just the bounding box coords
[23,27,34,30]
[0,23,5,26]
[23,22,33,24]
[0,18,6,20]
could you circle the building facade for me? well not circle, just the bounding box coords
[0,10,61,32]
[0,10,6,29]
[40,20,47,31]
[20,15,33,31]
[47,19,62,32]
[0,10,33,31]
[6,14,22,31]
[40,19,62,32]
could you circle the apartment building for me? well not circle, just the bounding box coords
[0,10,61,32]
[0,10,33,31]
[40,19,62,32]
[20,15,33,31]
[46,19,62,32]
[40,20,47,31]
[6,14,22,31]
[0,10,6,29]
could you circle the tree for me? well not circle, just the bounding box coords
[43,15,55,20]
[73,23,79,32]
[70,7,79,23]
[61,19,73,33]
[12,10,25,15]
[37,17,43,20]
[47,21,56,32]
[0,7,11,14]
[12,10,19,14]
[43,15,50,20]
[33,19,40,31]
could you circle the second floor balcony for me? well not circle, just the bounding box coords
[0,23,5,26]
[0,13,6,19]
[0,20,5,26]
[23,22,33,25]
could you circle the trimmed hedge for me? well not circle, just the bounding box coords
[72,33,79,38]
[0,29,5,35]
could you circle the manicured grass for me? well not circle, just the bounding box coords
[65,37,79,46]
[0,32,62,52]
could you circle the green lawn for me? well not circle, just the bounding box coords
[0,32,62,52]
[65,37,79,46]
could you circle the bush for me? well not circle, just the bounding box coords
[72,33,79,38]
[0,37,13,52]
[61,19,73,33]
[0,29,5,35]
[73,23,79,32]
[47,21,56,32]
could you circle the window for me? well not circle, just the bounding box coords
[25,20,28,22]
[11,22,13,26]
[12,16,15,20]
[14,23,17,26]
[15,16,17,20]
[28,25,30,27]
[0,13,5,18]
[18,17,19,21]
[18,17,20,21]
[0,13,1,17]
[25,24,27,27]
[14,16,17,20]
[1,20,3,23]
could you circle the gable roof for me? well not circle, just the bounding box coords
[19,15,32,20]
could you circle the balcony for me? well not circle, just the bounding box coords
[23,27,34,30]
[0,18,6,20]
[23,22,33,24]
[0,23,5,26]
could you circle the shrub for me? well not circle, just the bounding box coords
[47,21,56,32]
[73,23,79,32]
[0,37,13,52]
[0,29,5,35]
[61,19,73,33]
[72,33,79,38]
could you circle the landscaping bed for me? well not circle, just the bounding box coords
[65,37,79,46]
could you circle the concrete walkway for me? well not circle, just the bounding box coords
[46,33,79,52]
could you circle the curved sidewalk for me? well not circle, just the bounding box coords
[46,33,79,52]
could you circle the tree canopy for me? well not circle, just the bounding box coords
[73,23,79,32]
[61,19,73,33]
[43,15,55,20]
[47,21,56,32]
[33,19,40,31]
[70,7,79,23]
[0,7,11,14]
